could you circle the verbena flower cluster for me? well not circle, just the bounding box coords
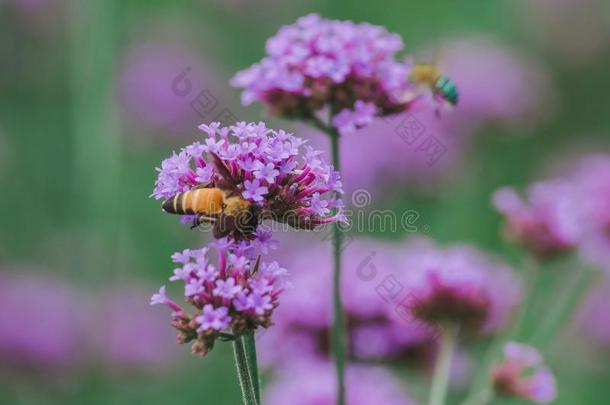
[151,237,287,356]
[152,121,345,233]
[493,153,610,266]
[397,238,522,335]
[0,271,178,372]
[491,342,557,404]
[258,239,437,367]
[313,36,552,195]
[119,40,214,133]
[259,235,521,389]
[570,154,610,272]
[231,14,429,134]
[440,36,553,126]
[577,279,610,348]
[493,180,581,259]
[265,361,416,405]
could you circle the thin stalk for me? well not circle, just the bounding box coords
[232,335,258,405]
[513,255,542,340]
[328,126,346,405]
[530,265,595,346]
[243,332,261,404]
[428,326,457,405]
[460,386,493,405]
[461,255,541,405]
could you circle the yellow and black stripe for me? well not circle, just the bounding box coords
[162,187,225,215]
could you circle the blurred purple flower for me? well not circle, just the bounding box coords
[396,238,522,335]
[258,236,440,368]
[494,153,610,267]
[332,101,378,135]
[92,285,182,369]
[437,36,554,127]
[576,278,610,347]
[0,272,180,372]
[493,180,582,259]
[0,271,82,370]
[569,154,610,273]
[297,110,462,194]
[491,341,557,404]
[296,36,553,194]
[265,360,416,405]
[118,41,218,134]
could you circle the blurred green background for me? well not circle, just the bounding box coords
[1,0,609,404]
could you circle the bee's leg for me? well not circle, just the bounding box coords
[213,214,236,239]
[191,214,217,230]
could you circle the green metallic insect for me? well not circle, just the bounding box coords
[409,64,459,106]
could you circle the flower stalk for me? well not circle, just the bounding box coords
[244,332,261,404]
[531,264,596,346]
[460,387,493,405]
[233,334,258,405]
[461,254,541,405]
[328,126,346,405]
[428,325,457,405]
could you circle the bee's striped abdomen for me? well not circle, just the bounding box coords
[162,192,189,214]
[162,188,224,215]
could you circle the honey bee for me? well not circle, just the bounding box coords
[162,187,259,240]
[410,64,459,106]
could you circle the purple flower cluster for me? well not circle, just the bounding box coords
[118,40,217,134]
[151,237,287,356]
[0,271,81,370]
[258,234,520,385]
[257,238,437,368]
[437,36,554,127]
[0,271,180,374]
[396,238,522,335]
[289,36,553,196]
[570,154,610,272]
[491,342,557,404]
[577,279,610,348]
[93,285,183,369]
[493,180,582,259]
[231,14,427,134]
[152,121,345,235]
[493,153,610,266]
[265,360,416,405]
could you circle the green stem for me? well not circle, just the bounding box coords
[310,115,345,404]
[513,255,542,341]
[460,387,493,405]
[232,335,258,405]
[530,265,595,346]
[461,255,541,405]
[243,332,261,404]
[327,125,346,405]
[428,326,457,405]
